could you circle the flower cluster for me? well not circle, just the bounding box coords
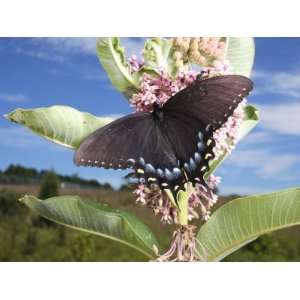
[172,37,226,68]
[130,70,197,112]
[157,225,198,262]
[213,100,246,158]
[134,184,177,224]
[190,174,221,221]
[134,175,221,224]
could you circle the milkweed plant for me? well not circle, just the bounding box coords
[6,37,300,262]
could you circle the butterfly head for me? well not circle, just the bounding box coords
[196,70,210,81]
[153,102,164,122]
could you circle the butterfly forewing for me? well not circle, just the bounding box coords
[164,75,253,129]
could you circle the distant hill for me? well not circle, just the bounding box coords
[0,164,113,190]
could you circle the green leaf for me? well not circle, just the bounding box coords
[205,104,259,178]
[237,104,259,140]
[143,38,178,76]
[5,105,113,149]
[20,195,160,259]
[196,188,300,261]
[96,37,140,98]
[225,37,255,77]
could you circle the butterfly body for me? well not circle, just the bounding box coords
[152,102,165,123]
[74,75,253,196]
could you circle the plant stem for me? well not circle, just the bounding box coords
[177,190,189,226]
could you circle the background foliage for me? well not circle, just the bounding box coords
[38,171,60,199]
[1,165,300,261]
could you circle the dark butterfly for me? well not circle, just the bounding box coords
[74,75,253,196]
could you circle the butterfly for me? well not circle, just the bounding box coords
[74,74,253,197]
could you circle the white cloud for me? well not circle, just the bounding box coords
[257,154,300,178]
[15,38,97,65]
[256,102,300,135]
[39,37,146,58]
[35,38,97,56]
[76,64,108,81]
[226,148,300,179]
[16,47,66,63]
[14,38,146,83]
[227,149,267,168]
[251,69,300,135]
[15,38,144,82]
[240,131,275,146]
[0,93,30,103]
[0,126,65,151]
[271,72,300,97]
[0,127,44,148]
[219,184,274,196]
[253,68,300,98]
[26,37,145,59]
[252,69,268,80]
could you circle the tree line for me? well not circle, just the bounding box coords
[0,164,113,189]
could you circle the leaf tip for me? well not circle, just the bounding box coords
[18,195,27,203]
[3,109,22,123]
[19,194,32,204]
[152,244,159,256]
[3,110,17,122]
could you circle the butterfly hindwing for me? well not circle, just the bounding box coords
[163,112,215,185]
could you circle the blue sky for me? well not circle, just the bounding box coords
[0,37,300,195]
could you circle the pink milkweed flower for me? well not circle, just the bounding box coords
[128,55,144,73]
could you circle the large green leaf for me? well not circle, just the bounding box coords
[96,37,140,98]
[20,195,160,259]
[225,37,255,77]
[196,188,300,261]
[5,105,113,149]
[205,104,259,178]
